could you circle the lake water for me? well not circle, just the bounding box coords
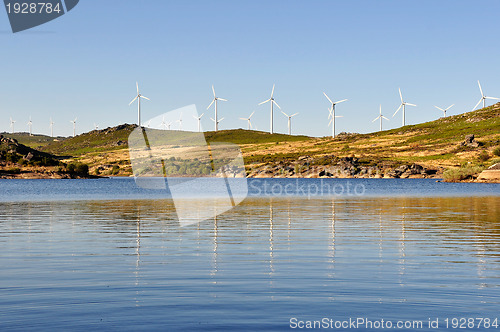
[0,179,499,331]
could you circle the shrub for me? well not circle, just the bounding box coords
[478,151,490,162]
[7,168,21,174]
[442,166,484,182]
[67,162,89,175]
[111,165,120,175]
[493,147,500,157]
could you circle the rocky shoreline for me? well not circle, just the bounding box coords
[247,156,443,179]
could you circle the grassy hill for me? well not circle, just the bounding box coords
[4,104,498,177]
[0,132,64,149]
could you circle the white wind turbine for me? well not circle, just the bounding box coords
[166,121,172,130]
[210,117,224,130]
[50,118,54,137]
[434,104,454,117]
[239,111,255,130]
[372,105,389,132]
[160,116,168,130]
[176,112,183,130]
[281,111,299,135]
[393,88,416,126]
[10,117,15,134]
[323,92,347,138]
[27,116,33,136]
[472,81,499,111]
[70,118,77,137]
[193,113,205,132]
[94,123,99,130]
[207,85,227,132]
[259,84,281,134]
[129,82,150,126]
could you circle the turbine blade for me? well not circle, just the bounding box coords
[291,113,299,117]
[382,116,390,121]
[271,84,275,98]
[434,106,444,111]
[141,96,150,101]
[136,82,139,94]
[239,118,246,120]
[207,99,215,110]
[406,103,417,107]
[446,104,455,110]
[219,117,224,122]
[218,98,228,102]
[212,85,216,97]
[399,88,403,102]
[129,96,138,105]
[273,100,281,109]
[249,111,255,118]
[372,117,379,122]
[323,92,333,104]
[281,111,289,117]
[393,104,403,117]
[478,80,484,97]
[335,115,344,118]
[472,98,482,111]
[485,96,500,100]
[200,113,204,118]
[328,117,333,126]
[334,99,347,104]
[258,99,271,105]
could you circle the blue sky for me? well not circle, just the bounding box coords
[1,0,500,137]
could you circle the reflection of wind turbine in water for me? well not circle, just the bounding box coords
[135,208,142,289]
[269,199,274,277]
[211,214,219,278]
[398,203,406,286]
[327,199,336,279]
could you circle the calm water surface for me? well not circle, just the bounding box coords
[0,179,499,331]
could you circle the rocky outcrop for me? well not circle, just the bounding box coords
[460,134,480,148]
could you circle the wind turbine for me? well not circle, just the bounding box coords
[281,111,298,135]
[372,105,389,131]
[160,116,168,130]
[193,113,205,132]
[129,82,150,126]
[70,118,77,137]
[207,85,227,132]
[176,112,183,130]
[472,81,499,111]
[9,117,15,134]
[27,116,33,136]
[210,117,224,130]
[166,121,172,130]
[239,111,255,130]
[323,92,347,138]
[50,118,54,137]
[259,84,280,134]
[392,88,416,126]
[434,104,454,117]
[94,123,99,130]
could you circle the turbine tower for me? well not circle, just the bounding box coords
[239,111,255,130]
[281,111,298,135]
[27,116,33,136]
[472,81,499,111]
[9,117,15,134]
[193,113,205,132]
[129,82,150,126]
[207,85,227,132]
[50,118,54,137]
[259,84,280,134]
[434,104,454,117]
[70,118,77,137]
[323,92,347,138]
[393,88,416,126]
[372,105,389,132]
